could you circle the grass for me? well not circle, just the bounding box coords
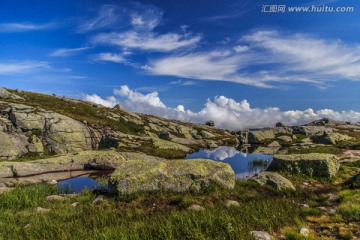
[0,180,300,240]
[338,189,360,221]
[287,146,344,155]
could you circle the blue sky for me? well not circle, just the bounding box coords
[1,0,360,129]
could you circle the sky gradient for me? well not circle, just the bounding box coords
[1,0,360,129]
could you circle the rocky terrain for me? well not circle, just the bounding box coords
[0,87,360,239]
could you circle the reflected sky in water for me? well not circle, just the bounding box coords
[186,146,273,179]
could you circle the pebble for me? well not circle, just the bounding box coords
[188,204,205,211]
[45,195,68,202]
[36,207,51,214]
[225,200,240,208]
[250,231,273,240]
[299,228,309,237]
[92,195,105,205]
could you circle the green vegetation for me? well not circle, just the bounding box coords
[135,141,188,159]
[0,181,300,240]
[338,189,360,221]
[343,160,360,168]
[287,146,344,155]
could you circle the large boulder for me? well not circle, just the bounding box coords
[311,131,353,145]
[267,153,340,178]
[250,171,295,191]
[248,129,275,144]
[10,150,126,177]
[0,102,99,156]
[109,159,235,193]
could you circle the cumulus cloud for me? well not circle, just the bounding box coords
[82,94,118,108]
[147,30,360,88]
[83,86,360,130]
[114,85,166,108]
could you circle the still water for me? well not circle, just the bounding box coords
[186,146,273,179]
[57,147,273,193]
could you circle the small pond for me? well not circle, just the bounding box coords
[186,146,273,179]
[57,146,273,193]
[57,171,112,194]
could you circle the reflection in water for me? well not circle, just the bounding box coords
[186,146,273,179]
[57,171,112,193]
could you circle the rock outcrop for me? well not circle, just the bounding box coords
[109,159,235,193]
[0,101,102,159]
[250,171,295,191]
[0,87,24,100]
[0,88,236,161]
[267,153,340,178]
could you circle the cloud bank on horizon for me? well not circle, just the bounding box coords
[84,85,360,130]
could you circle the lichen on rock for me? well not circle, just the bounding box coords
[109,159,235,194]
[268,153,340,178]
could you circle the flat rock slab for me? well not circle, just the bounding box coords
[267,153,340,178]
[110,159,235,194]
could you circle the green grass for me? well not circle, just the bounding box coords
[287,146,344,155]
[0,181,300,240]
[338,189,360,221]
[301,208,323,217]
[343,161,360,168]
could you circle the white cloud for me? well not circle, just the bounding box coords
[78,5,119,32]
[114,85,166,108]
[169,80,196,86]
[82,94,118,108]
[83,85,360,130]
[94,53,126,63]
[94,31,201,52]
[50,47,90,57]
[92,3,201,52]
[233,45,249,53]
[147,30,360,88]
[204,146,242,161]
[0,61,50,75]
[0,22,56,32]
[130,5,163,31]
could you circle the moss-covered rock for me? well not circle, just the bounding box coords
[267,153,340,178]
[9,150,126,177]
[250,171,295,191]
[311,132,353,145]
[0,132,28,160]
[109,159,235,193]
[248,129,275,144]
